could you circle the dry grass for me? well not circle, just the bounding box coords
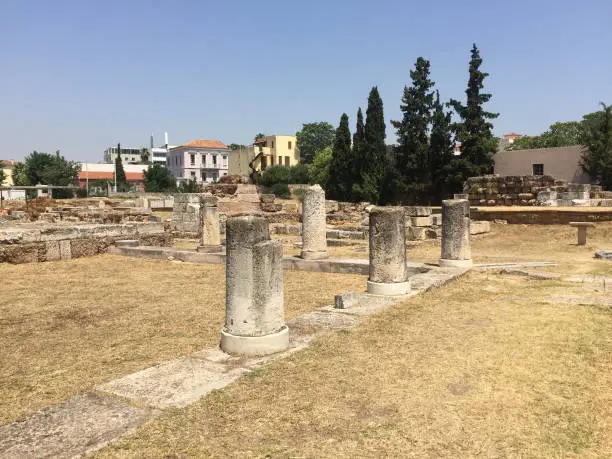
[95,271,612,458]
[0,255,365,425]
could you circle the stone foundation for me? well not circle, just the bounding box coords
[0,222,170,264]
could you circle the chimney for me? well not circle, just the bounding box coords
[150,133,154,150]
[164,132,169,149]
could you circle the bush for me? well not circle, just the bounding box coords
[75,187,88,198]
[293,188,306,202]
[260,165,291,187]
[271,183,290,199]
[290,164,309,184]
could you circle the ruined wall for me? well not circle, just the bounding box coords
[0,222,171,264]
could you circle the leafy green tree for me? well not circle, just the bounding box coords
[228,143,246,150]
[580,103,612,189]
[17,151,79,198]
[354,87,388,204]
[144,163,176,192]
[296,121,335,164]
[177,179,201,193]
[328,113,353,200]
[290,164,310,184]
[254,133,266,142]
[308,146,333,189]
[391,57,435,196]
[115,149,128,191]
[259,165,292,186]
[429,91,457,201]
[509,121,584,150]
[449,44,499,178]
[0,161,5,186]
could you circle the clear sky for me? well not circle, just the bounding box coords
[1,0,611,162]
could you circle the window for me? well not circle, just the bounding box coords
[271,140,275,148]
[190,171,196,179]
[285,156,290,166]
[288,141,292,149]
[190,154,195,166]
[271,156,275,166]
[532,164,544,175]
[212,155,217,167]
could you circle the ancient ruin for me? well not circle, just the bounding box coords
[439,199,472,268]
[367,206,410,295]
[197,194,223,253]
[220,215,289,355]
[300,184,328,260]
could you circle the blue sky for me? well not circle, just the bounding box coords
[1,0,610,162]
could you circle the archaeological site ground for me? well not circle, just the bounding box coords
[1,187,611,457]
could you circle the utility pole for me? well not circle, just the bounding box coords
[114,142,120,192]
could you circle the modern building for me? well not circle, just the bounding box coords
[229,135,299,177]
[168,139,230,184]
[151,147,170,165]
[103,146,145,164]
[493,145,590,184]
[77,163,149,191]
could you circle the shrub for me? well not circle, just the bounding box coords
[260,165,291,187]
[293,188,306,202]
[271,182,290,199]
[75,187,88,198]
[290,164,309,184]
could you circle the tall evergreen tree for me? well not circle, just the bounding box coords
[449,44,499,179]
[328,113,353,200]
[353,107,365,154]
[580,103,612,190]
[429,91,456,202]
[354,87,388,204]
[391,57,435,197]
[115,143,128,191]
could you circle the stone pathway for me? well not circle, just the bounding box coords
[0,267,467,458]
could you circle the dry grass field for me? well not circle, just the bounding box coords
[95,271,612,458]
[0,255,365,425]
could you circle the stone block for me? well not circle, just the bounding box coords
[470,220,490,235]
[405,206,432,217]
[410,216,433,227]
[431,214,442,226]
[334,292,359,309]
[425,228,442,238]
[260,194,275,204]
[261,203,283,212]
[59,240,72,260]
[407,226,427,241]
[45,241,61,261]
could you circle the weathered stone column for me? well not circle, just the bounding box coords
[300,184,328,260]
[197,194,223,253]
[367,206,410,295]
[221,215,289,355]
[439,199,472,268]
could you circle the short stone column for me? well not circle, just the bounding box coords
[197,194,223,253]
[367,206,410,295]
[439,199,472,268]
[300,184,328,260]
[569,222,595,246]
[221,215,289,356]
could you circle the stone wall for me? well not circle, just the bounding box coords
[464,175,611,207]
[0,222,171,264]
[171,194,201,236]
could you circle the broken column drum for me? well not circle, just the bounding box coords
[439,199,473,268]
[300,184,328,260]
[197,194,223,253]
[367,206,410,295]
[221,215,289,355]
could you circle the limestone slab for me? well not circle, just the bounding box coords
[0,393,151,458]
[97,356,248,409]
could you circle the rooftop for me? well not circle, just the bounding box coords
[171,140,230,150]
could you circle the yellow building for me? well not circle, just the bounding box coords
[229,135,299,177]
[0,160,17,186]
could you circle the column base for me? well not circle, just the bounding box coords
[197,244,224,253]
[366,280,410,296]
[220,326,289,356]
[439,258,473,268]
[300,250,328,260]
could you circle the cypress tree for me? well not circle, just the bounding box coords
[449,44,499,179]
[115,143,127,191]
[429,90,456,202]
[391,57,435,200]
[328,113,352,200]
[354,87,388,204]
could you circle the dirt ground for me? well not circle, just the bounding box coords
[0,255,365,425]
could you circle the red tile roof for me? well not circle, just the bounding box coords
[171,139,230,150]
[0,160,19,166]
[505,132,521,137]
[78,171,144,181]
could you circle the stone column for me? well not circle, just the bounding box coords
[221,215,289,356]
[367,206,410,295]
[439,199,472,268]
[300,184,328,260]
[197,194,223,253]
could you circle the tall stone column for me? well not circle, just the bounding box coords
[367,206,410,295]
[197,194,223,253]
[221,215,289,355]
[439,199,472,268]
[300,184,328,260]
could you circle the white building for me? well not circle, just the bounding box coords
[168,139,230,184]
